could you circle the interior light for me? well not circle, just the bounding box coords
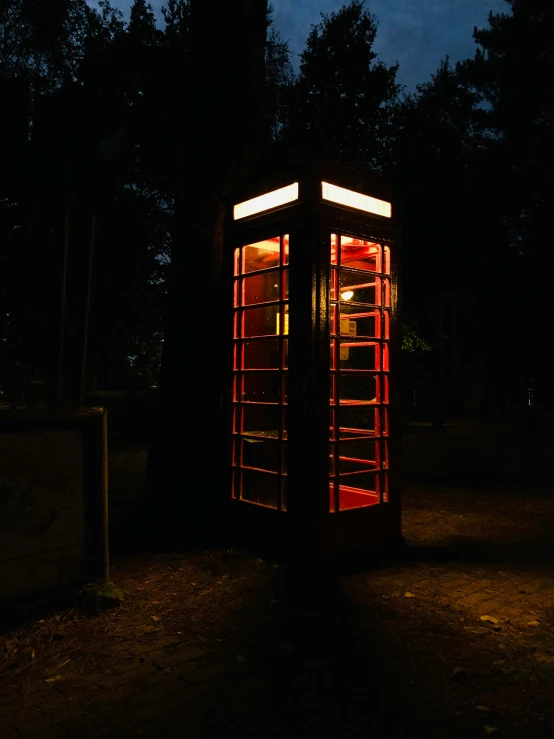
[233,183,299,220]
[340,290,354,301]
[322,182,391,218]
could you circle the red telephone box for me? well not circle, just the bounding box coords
[225,161,402,560]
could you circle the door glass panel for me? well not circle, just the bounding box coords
[242,270,280,305]
[329,233,390,511]
[242,305,279,337]
[241,469,279,508]
[242,372,281,403]
[232,238,289,510]
[339,373,379,403]
[243,237,280,273]
[242,437,280,472]
[340,236,381,272]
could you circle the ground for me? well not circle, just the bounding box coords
[1,429,554,738]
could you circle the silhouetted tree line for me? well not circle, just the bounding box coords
[0,0,551,422]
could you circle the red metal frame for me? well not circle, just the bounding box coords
[232,235,289,510]
[329,234,391,512]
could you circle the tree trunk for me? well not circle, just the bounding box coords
[146,0,268,548]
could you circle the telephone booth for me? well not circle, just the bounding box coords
[225,161,402,560]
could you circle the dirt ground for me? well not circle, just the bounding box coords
[1,436,554,738]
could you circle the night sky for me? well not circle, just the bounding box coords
[89,0,509,91]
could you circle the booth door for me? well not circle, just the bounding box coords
[329,233,391,511]
[231,235,289,510]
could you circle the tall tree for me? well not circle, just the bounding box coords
[263,3,294,147]
[283,0,400,168]
[457,0,554,414]
[146,0,269,546]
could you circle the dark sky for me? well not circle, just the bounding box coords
[89,0,509,92]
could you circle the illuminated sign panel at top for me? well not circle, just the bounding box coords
[322,182,392,219]
[233,183,299,220]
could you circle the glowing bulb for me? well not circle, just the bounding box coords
[340,290,354,301]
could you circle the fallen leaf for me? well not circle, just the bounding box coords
[236,654,246,663]
[45,675,63,683]
[527,620,540,627]
[480,615,499,624]
[484,727,500,736]
[493,625,502,632]
[404,592,416,598]
[451,666,466,679]
[152,616,160,622]
[476,705,491,713]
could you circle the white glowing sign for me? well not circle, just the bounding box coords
[233,183,299,220]
[322,182,391,219]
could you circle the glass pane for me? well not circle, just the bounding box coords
[330,267,338,302]
[340,373,378,403]
[383,278,391,307]
[243,237,280,273]
[339,406,379,437]
[382,374,389,404]
[383,246,391,275]
[330,233,338,265]
[242,339,280,369]
[330,408,336,439]
[383,343,389,371]
[335,305,381,338]
[242,270,280,306]
[242,404,280,437]
[329,442,338,476]
[382,472,389,502]
[281,477,287,511]
[340,236,381,272]
[330,340,337,370]
[381,407,389,436]
[241,469,278,508]
[339,342,379,371]
[233,248,240,276]
[339,439,379,474]
[242,372,281,403]
[381,440,389,469]
[281,269,289,300]
[383,311,390,339]
[282,234,290,266]
[243,305,279,337]
[242,437,280,472]
[336,271,381,305]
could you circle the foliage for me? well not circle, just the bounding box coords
[282,1,400,167]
